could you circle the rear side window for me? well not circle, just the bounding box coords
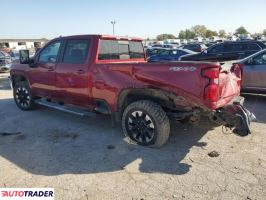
[63,39,90,64]
[224,43,245,52]
[247,43,261,51]
[98,40,144,60]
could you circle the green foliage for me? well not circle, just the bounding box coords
[235,26,249,35]
[205,30,218,38]
[218,30,226,37]
[191,25,207,37]
[156,34,176,41]
[178,25,218,39]
[178,29,196,39]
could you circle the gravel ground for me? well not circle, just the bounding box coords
[0,73,266,200]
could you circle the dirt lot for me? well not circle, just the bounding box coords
[0,72,266,200]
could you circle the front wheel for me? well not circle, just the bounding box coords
[122,100,170,148]
[13,81,35,110]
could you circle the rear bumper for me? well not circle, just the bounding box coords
[210,96,255,136]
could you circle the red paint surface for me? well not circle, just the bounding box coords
[10,35,241,112]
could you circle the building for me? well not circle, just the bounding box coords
[0,38,48,52]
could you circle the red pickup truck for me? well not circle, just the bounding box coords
[10,35,255,147]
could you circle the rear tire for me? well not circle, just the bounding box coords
[13,81,35,111]
[122,100,170,148]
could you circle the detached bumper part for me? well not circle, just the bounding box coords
[213,101,256,136]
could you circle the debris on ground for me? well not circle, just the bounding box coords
[208,151,220,157]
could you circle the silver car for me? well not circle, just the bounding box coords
[0,51,11,72]
[241,49,266,93]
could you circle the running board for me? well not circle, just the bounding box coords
[35,99,93,117]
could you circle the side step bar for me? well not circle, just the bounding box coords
[35,99,93,117]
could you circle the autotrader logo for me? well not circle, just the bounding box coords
[0,188,54,200]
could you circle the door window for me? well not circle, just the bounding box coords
[247,43,261,51]
[39,41,61,63]
[159,50,170,56]
[208,44,223,53]
[224,43,245,52]
[62,39,90,64]
[253,52,266,65]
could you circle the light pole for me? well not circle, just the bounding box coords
[111,21,116,35]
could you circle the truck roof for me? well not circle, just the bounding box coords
[53,34,143,42]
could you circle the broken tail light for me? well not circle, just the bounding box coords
[202,68,220,102]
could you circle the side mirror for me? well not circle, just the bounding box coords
[19,50,30,64]
[203,50,208,54]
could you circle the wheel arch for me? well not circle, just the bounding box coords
[117,88,180,117]
[10,73,29,88]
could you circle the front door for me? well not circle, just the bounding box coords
[29,40,62,99]
[55,38,92,108]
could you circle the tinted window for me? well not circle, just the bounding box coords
[63,39,90,64]
[129,41,144,59]
[224,43,244,52]
[187,44,198,48]
[208,44,223,53]
[98,40,144,60]
[253,52,266,65]
[159,50,170,56]
[39,41,61,63]
[247,43,261,51]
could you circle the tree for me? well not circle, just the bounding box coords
[263,29,266,36]
[205,30,218,38]
[178,29,195,39]
[191,25,207,37]
[218,29,226,37]
[156,34,176,41]
[235,26,249,35]
[178,30,186,39]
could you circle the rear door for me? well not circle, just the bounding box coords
[242,51,266,89]
[55,38,92,107]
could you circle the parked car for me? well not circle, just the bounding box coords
[235,49,266,93]
[162,44,178,49]
[10,34,254,147]
[179,43,207,52]
[147,48,196,62]
[0,51,11,72]
[10,51,20,61]
[180,41,266,62]
[145,47,166,57]
[205,42,217,48]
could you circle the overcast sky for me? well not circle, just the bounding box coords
[1,0,266,39]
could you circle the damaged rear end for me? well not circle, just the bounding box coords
[204,62,256,136]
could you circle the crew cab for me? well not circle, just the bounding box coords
[10,35,255,147]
